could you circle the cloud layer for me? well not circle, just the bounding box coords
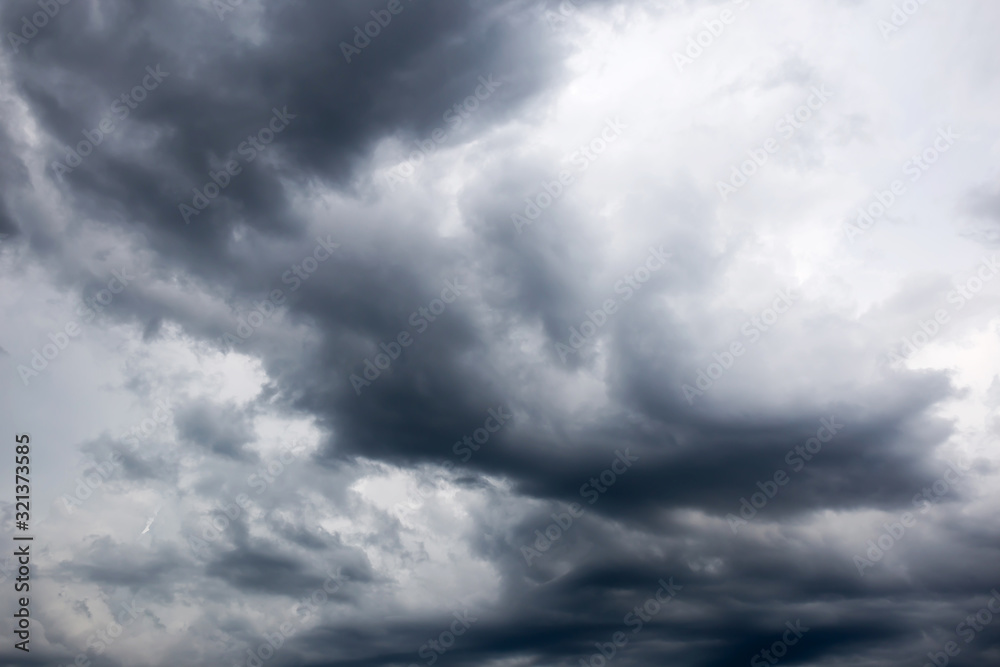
[1,1,1000,666]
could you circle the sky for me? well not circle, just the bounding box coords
[1,0,999,666]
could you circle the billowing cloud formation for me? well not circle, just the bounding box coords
[1,0,1000,666]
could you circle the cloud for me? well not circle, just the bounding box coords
[2,0,1000,665]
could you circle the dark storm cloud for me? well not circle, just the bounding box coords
[3,1,999,666]
[0,0,562,258]
[0,121,27,238]
[175,400,256,460]
[206,548,327,597]
[61,535,182,590]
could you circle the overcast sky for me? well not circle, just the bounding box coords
[1,0,1000,666]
